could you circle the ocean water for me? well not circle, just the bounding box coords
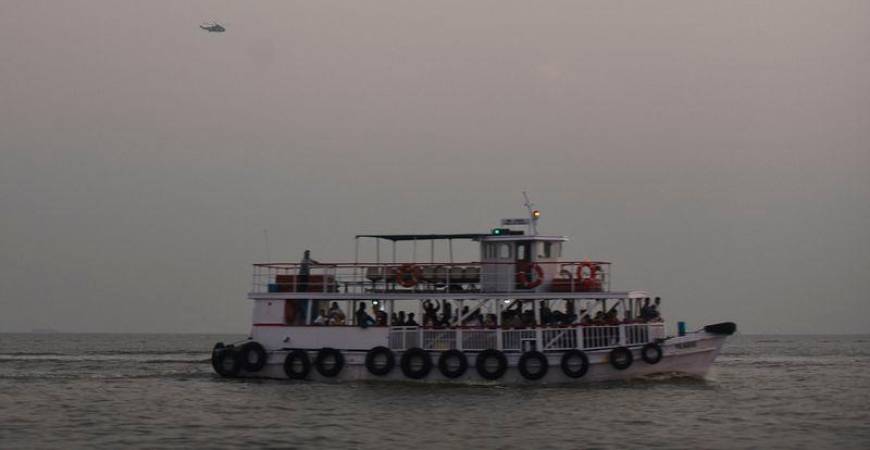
[0,334,868,449]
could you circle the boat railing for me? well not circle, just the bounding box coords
[251,261,611,295]
[387,323,664,352]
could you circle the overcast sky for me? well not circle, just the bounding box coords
[1,1,868,334]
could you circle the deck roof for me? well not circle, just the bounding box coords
[355,233,492,241]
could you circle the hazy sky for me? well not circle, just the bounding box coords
[1,1,868,334]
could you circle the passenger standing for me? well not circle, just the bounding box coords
[650,297,662,321]
[298,250,319,323]
[422,300,440,326]
[440,300,453,327]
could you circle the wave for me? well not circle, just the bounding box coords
[0,354,209,364]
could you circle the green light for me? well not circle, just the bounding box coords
[492,228,508,235]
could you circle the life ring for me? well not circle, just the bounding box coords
[437,350,468,379]
[239,341,268,372]
[516,263,544,289]
[560,349,589,378]
[518,351,549,380]
[475,349,508,380]
[641,343,663,364]
[211,343,241,378]
[314,347,345,377]
[283,349,311,379]
[609,346,633,370]
[365,346,395,376]
[577,262,602,291]
[396,264,422,288]
[400,347,432,379]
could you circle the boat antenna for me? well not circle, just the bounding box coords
[523,191,540,235]
[263,228,271,262]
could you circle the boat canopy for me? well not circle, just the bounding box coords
[355,233,491,241]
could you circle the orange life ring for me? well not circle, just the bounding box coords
[517,263,544,289]
[396,263,422,288]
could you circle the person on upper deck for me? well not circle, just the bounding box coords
[297,250,320,293]
[640,298,652,320]
[356,302,376,328]
[648,297,662,321]
[405,312,419,327]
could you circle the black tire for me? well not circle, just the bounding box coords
[314,348,345,377]
[211,342,224,373]
[437,350,468,379]
[475,349,508,380]
[560,349,589,378]
[239,341,268,372]
[704,322,737,335]
[365,346,395,376]
[609,346,633,370]
[283,349,311,380]
[518,351,549,381]
[212,343,241,378]
[400,347,432,379]
[641,343,663,365]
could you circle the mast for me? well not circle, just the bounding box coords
[522,191,540,236]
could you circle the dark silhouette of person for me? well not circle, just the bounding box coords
[356,302,375,328]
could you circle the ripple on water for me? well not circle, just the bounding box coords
[1,334,869,449]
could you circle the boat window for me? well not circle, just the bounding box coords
[543,242,552,258]
[498,243,511,259]
[517,244,526,260]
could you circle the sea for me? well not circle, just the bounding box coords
[0,333,868,449]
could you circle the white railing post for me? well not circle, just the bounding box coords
[619,324,626,346]
[457,328,463,351]
[418,327,423,349]
[576,326,583,349]
[496,328,503,351]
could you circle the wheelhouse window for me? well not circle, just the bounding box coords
[498,243,511,259]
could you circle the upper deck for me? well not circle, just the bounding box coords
[249,259,612,299]
[251,208,621,300]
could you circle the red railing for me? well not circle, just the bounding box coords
[251,260,611,294]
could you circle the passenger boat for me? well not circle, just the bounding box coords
[211,204,736,384]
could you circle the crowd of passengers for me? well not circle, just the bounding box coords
[312,297,662,328]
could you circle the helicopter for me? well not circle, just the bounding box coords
[200,22,226,33]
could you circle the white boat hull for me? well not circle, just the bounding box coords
[223,330,727,384]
